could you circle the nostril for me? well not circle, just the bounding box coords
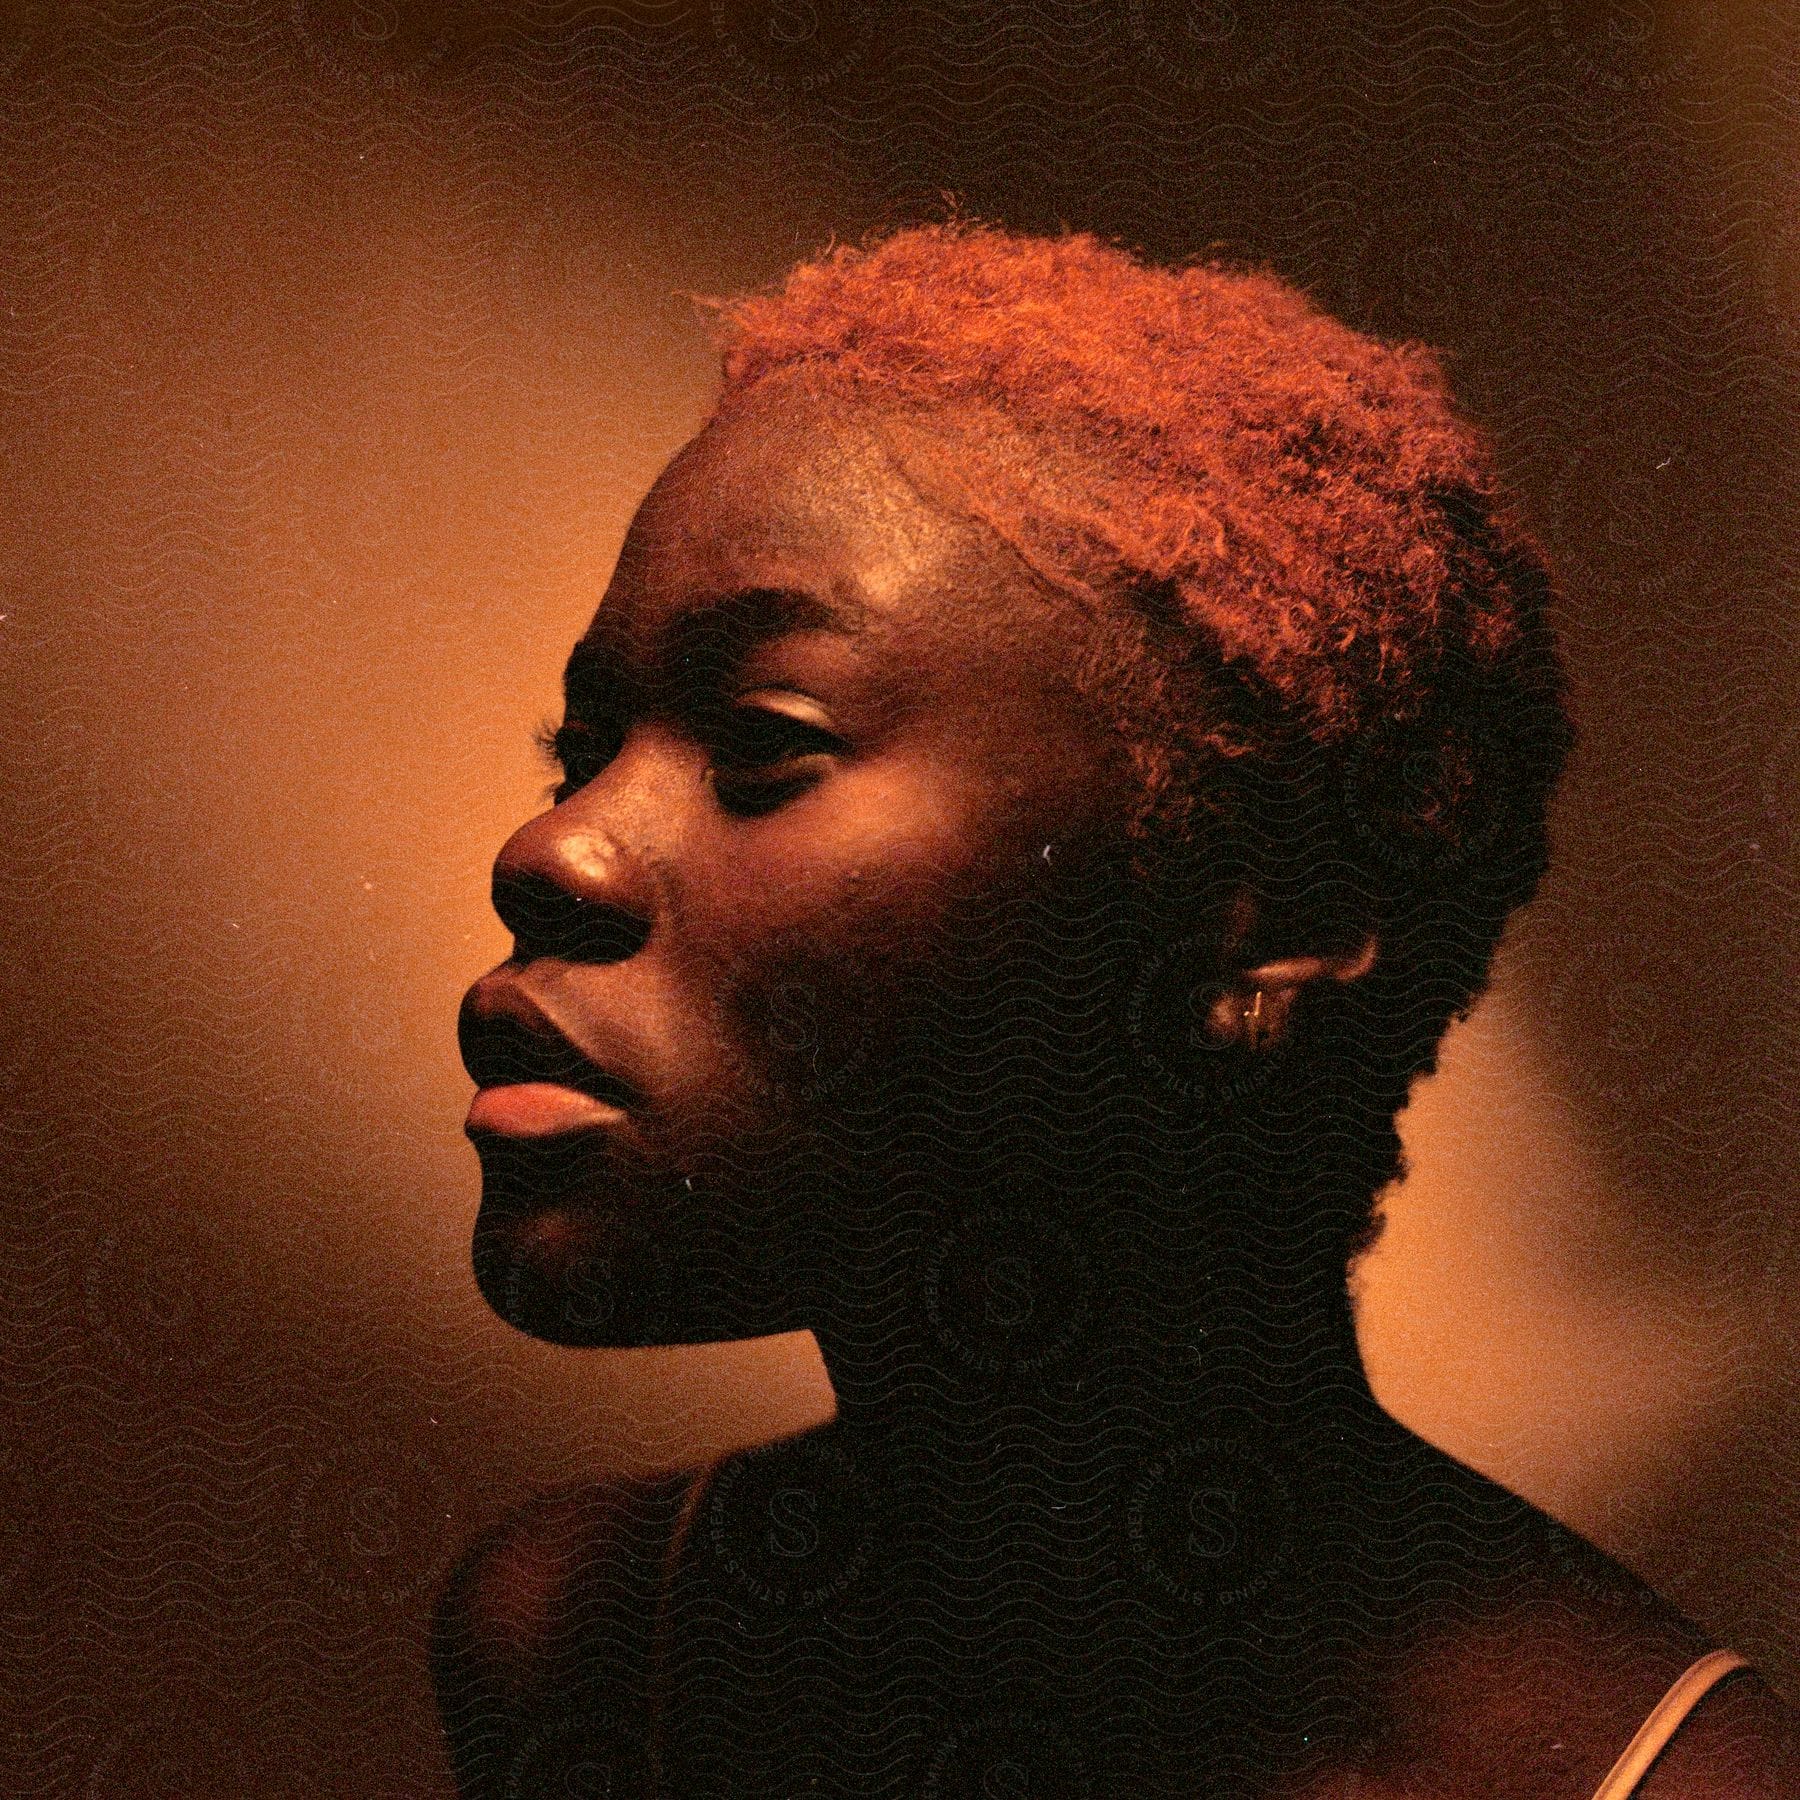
[495,871,651,964]
[566,895,652,963]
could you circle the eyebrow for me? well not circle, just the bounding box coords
[667,586,863,669]
[563,586,863,707]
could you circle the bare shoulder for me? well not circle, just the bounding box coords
[1362,1505,1798,1800]
[431,1467,715,1799]
[1635,1666,1800,1799]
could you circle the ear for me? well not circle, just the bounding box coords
[1203,934,1380,1052]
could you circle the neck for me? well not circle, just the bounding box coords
[810,1215,1387,1479]
[792,1064,1400,1487]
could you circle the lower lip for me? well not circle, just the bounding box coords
[465,1083,628,1139]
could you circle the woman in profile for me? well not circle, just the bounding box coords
[436,224,1794,1798]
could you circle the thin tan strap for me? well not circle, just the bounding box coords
[1588,1648,1751,1800]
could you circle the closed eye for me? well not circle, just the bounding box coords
[713,707,840,770]
[709,695,847,816]
[533,700,844,812]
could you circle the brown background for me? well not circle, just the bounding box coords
[1,3,1796,1793]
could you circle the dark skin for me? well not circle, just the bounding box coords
[440,379,1795,1799]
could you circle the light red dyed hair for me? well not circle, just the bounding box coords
[705,223,1571,1240]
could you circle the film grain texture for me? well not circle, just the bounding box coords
[1,3,1797,1794]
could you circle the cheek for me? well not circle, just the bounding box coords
[733,761,1004,944]
[695,765,1013,1093]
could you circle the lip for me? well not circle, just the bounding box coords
[465,1081,629,1140]
[459,973,645,1141]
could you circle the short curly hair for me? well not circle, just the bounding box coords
[706,222,1571,1260]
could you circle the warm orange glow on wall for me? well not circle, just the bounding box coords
[5,11,1797,1794]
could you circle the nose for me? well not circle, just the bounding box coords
[490,802,656,965]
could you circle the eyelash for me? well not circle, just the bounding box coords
[533,718,617,802]
[533,709,843,812]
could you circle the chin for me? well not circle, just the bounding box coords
[470,1196,648,1346]
[470,1183,798,1349]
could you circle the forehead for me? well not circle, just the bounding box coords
[585,384,1044,662]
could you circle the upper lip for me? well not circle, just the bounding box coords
[458,978,640,1111]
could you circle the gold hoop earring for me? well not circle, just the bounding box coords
[1242,987,1265,1052]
